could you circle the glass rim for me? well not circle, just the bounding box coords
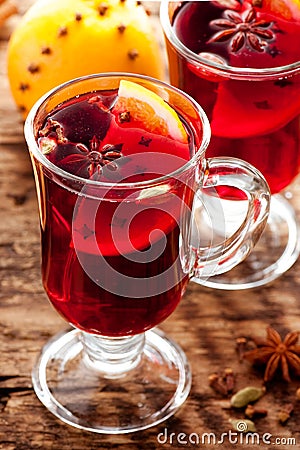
[24,72,211,190]
[160,0,300,79]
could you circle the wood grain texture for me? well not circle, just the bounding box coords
[1,1,300,449]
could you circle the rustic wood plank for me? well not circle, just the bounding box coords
[1,1,300,449]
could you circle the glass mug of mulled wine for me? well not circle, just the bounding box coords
[160,0,300,290]
[25,73,270,434]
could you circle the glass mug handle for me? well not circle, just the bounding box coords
[192,156,271,279]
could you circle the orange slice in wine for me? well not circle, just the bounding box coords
[113,80,188,143]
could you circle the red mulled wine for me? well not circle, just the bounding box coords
[37,87,194,336]
[171,0,300,194]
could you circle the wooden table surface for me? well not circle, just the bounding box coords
[1,2,300,449]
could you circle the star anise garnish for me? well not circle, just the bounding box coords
[208,7,275,53]
[243,326,300,383]
[68,139,123,177]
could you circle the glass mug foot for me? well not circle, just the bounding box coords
[32,327,191,434]
[192,194,300,290]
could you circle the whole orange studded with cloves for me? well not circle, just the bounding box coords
[7,0,164,118]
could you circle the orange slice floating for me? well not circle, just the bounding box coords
[113,80,188,144]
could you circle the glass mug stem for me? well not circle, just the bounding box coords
[80,332,145,377]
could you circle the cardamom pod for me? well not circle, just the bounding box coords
[230,386,265,408]
[230,419,256,433]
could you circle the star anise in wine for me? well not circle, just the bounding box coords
[243,326,300,382]
[208,7,275,53]
[78,138,124,177]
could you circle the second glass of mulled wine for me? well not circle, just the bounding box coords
[25,73,270,433]
[161,0,300,289]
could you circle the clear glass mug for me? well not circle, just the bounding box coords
[160,0,300,290]
[24,73,270,434]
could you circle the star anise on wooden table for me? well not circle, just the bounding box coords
[243,326,300,383]
[208,7,274,53]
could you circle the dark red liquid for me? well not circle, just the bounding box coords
[36,89,194,336]
[171,0,300,194]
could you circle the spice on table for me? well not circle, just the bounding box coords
[229,419,256,432]
[236,336,247,362]
[208,368,235,396]
[230,386,265,409]
[245,404,268,419]
[224,368,235,392]
[277,403,294,425]
[243,326,300,383]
